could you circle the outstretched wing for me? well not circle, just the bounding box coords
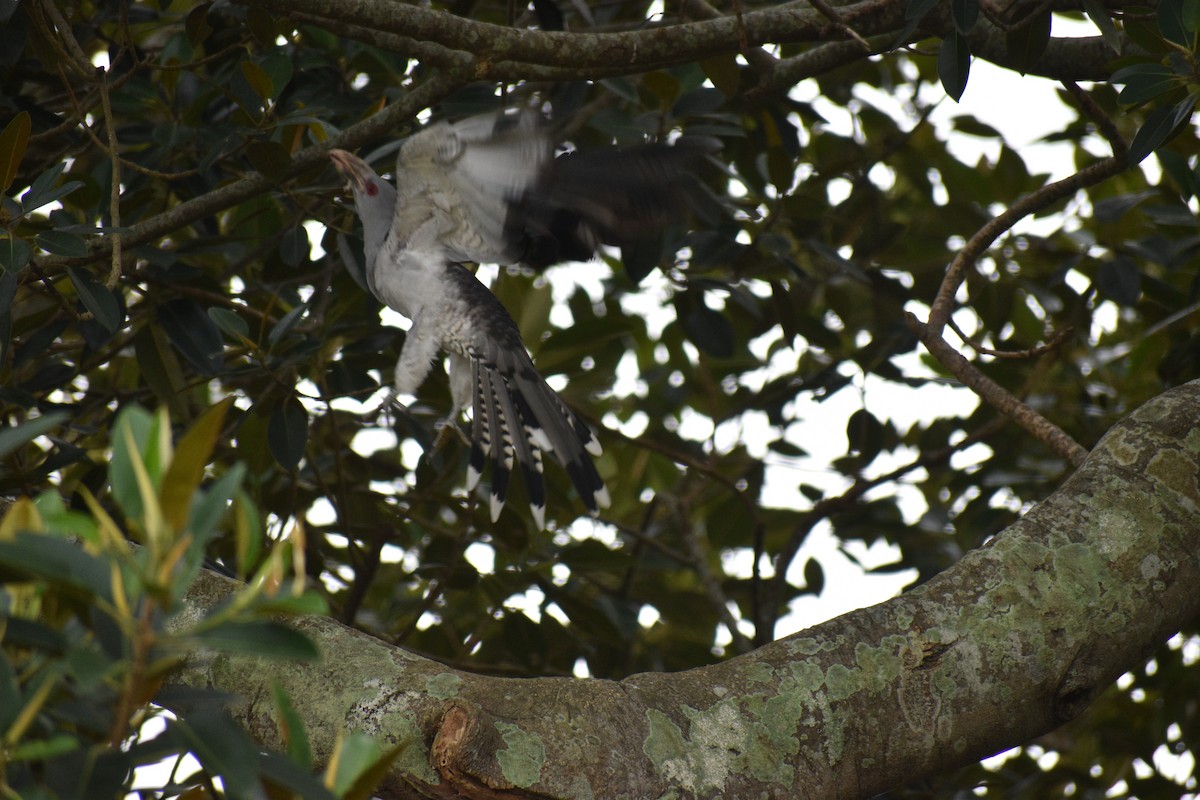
[396,110,552,265]
[395,110,708,276]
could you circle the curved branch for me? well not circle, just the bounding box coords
[167,380,1200,799]
[927,157,1128,335]
[241,0,908,71]
[256,0,1134,88]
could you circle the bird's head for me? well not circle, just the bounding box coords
[329,149,397,268]
[329,149,388,206]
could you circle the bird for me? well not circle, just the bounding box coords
[329,108,705,527]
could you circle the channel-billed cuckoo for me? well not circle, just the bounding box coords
[330,109,701,527]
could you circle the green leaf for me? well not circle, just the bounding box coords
[1082,0,1121,52]
[267,301,308,347]
[246,139,291,183]
[846,408,885,460]
[1112,64,1178,105]
[34,491,98,544]
[66,266,122,333]
[0,532,113,602]
[1159,0,1190,46]
[1127,96,1198,164]
[905,0,939,21]
[803,558,825,595]
[272,682,312,770]
[328,732,382,797]
[890,0,940,46]
[0,236,31,272]
[160,399,232,533]
[232,491,263,575]
[677,296,735,358]
[341,737,415,800]
[35,230,87,257]
[699,54,740,97]
[938,32,971,102]
[176,710,261,798]
[1185,0,1200,32]
[279,226,309,268]
[184,3,213,44]
[672,87,726,118]
[188,463,246,545]
[1156,149,1199,199]
[1097,255,1142,306]
[246,590,329,616]
[267,396,308,469]
[259,51,294,99]
[951,0,978,34]
[0,657,19,730]
[157,297,224,375]
[109,404,155,521]
[1005,9,1051,74]
[20,163,84,214]
[258,752,338,800]
[240,60,274,101]
[0,412,67,460]
[246,7,279,47]
[0,110,30,192]
[133,324,189,419]
[6,734,80,762]
[0,617,67,655]
[208,306,250,339]
[192,620,320,661]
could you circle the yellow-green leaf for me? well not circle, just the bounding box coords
[241,60,273,103]
[159,398,232,533]
[0,111,31,193]
[699,54,740,97]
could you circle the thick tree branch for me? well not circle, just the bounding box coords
[256,0,1131,87]
[167,380,1200,799]
[241,0,908,71]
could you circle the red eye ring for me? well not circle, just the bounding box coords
[366,182,379,197]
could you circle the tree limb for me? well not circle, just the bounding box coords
[238,0,907,71]
[255,0,1131,87]
[166,379,1200,799]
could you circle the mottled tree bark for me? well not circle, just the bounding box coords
[240,0,1127,80]
[167,379,1200,799]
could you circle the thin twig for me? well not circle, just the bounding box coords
[1061,80,1127,159]
[809,0,872,50]
[908,313,1088,465]
[96,69,124,288]
[36,0,94,76]
[676,498,755,654]
[948,317,1074,359]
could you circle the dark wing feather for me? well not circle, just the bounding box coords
[507,139,714,271]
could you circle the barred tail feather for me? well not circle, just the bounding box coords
[467,356,606,526]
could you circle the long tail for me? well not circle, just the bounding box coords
[467,355,608,529]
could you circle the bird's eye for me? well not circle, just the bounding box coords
[366,182,379,197]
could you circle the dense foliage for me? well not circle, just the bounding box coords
[1,0,1198,796]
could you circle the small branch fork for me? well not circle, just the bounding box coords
[910,79,1130,469]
